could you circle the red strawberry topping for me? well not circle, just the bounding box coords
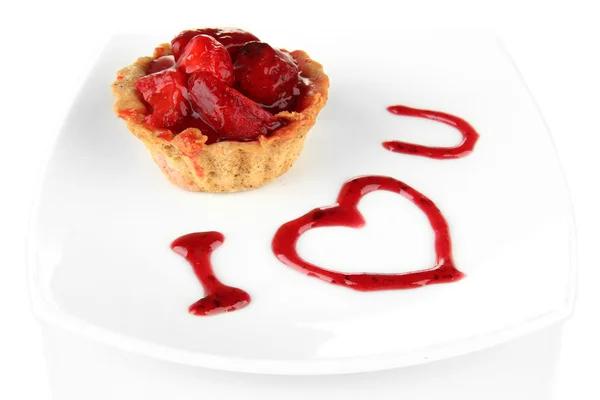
[234,41,300,110]
[177,35,234,86]
[171,28,259,62]
[135,68,190,129]
[188,72,281,141]
[134,28,301,141]
[146,55,176,74]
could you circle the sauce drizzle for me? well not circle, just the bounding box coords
[383,105,479,159]
[171,232,250,316]
[272,176,465,291]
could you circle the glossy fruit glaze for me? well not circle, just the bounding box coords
[146,55,175,74]
[135,68,191,129]
[272,175,465,291]
[171,28,260,61]
[234,42,300,110]
[188,72,283,141]
[178,35,234,86]
[127,28,307,143]
[171,232,251,316]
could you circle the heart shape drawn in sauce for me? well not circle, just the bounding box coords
[272,176,465,291]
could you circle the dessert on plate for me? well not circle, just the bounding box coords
[112,28,329,192]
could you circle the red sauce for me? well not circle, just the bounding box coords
[146,55,176,74]
[165,114,287,145]
[383,105,479,159]
[171,232,250,316]
[291,76,314,113]
[168,114,221,144]
[117,108,144,122]
[272,175,465,291]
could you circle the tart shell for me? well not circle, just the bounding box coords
[111,43,329,193]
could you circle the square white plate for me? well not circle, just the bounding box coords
[28,31,575,375]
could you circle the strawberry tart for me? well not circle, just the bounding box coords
[112,28,329,192]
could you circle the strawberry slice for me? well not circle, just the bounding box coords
[171,28,259,62]
[234,41,300,110]
[146,55,176,74]
[177,35,234,86]
[188,72,280,141]
[135,68,190,129]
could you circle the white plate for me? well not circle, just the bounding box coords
[28,31,576,375]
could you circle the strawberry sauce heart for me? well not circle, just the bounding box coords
[171,232,251,316]
[272,176,465,291]
[383,105,479,159]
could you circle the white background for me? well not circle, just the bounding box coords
[0,0,598,398]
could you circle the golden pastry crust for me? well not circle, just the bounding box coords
[111,43,329,193]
